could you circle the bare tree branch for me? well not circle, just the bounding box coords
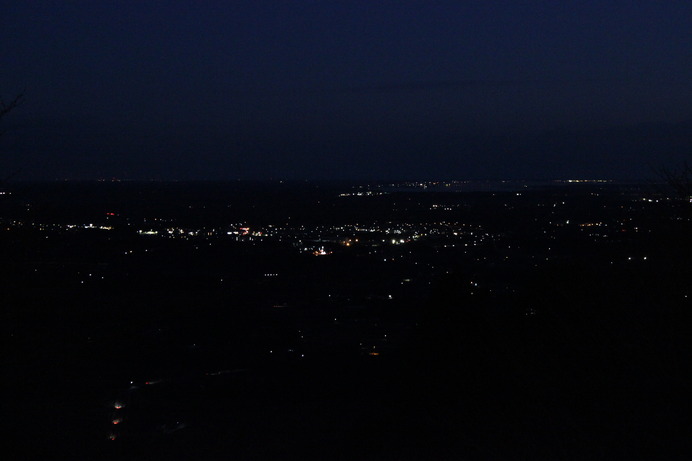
[653,161,692,202]
[0,92,24,120]
[0,92,25,140]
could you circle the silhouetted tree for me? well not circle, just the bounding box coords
[1,93,24,185]
[0,92,23,136]
[654,161,692,202]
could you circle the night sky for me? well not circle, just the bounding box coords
[1,1,691,180]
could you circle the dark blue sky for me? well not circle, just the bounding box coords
[1,1,690,180]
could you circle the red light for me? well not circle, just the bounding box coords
[106,213,115,216]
